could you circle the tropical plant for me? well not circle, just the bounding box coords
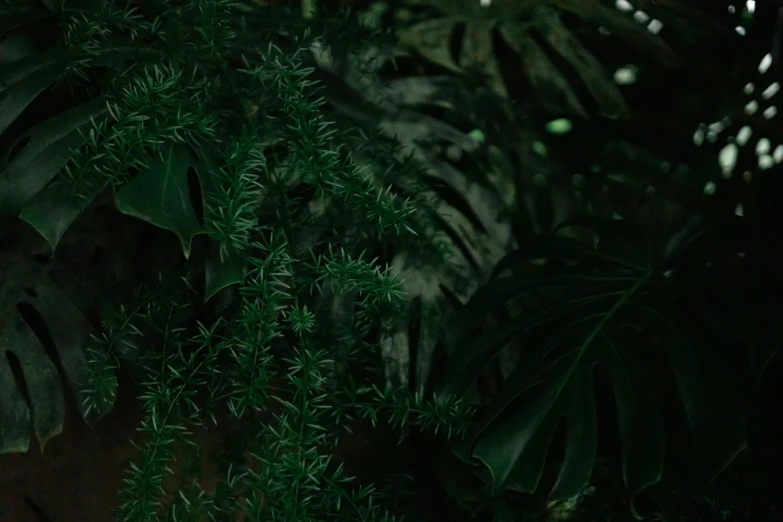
[0,0,475,520]
[388,0,731,118]
[434,211,768,515]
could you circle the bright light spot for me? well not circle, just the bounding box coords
[759,154,774,169]
[764,105,778,119]
[546,118,573,134]
[775,145,783,163]
[747,0,756,14]
[708,121,724,133]
[469,129,486,143]
[745,100,759,114]
[599,27,611,35]
[759,53,773,73]
[729,5,736,13]
[532,141,547,156]
[704,181,717,195]
[693,128,705,146]
[634,11,650,23]
[719,143,738,177]
[480,0,492,6]
[763,82,780,99]
[756,137,771,155]
[736,26,747,35]
[614,67,637,85]
[737,125,753,145]
[616,0,633,12]
[743,171,753,182]
[744,82,755,94]
[647,19,663,34]
[735,203,744,217]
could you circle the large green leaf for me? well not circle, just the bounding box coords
[0,227,99,454]
[437,219,747,514]
[395,0,720,117]
[19,180,102,251]
[114,144,206,259]
[0,98,108,218]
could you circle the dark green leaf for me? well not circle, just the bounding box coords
[204,243,246,302]
[534,8,629,119]
[19,181,102,251]
[0,229,95,454]
[0,99,108,218]
[499,21,588,118]
[553,0,684,67]
[114,144,205,258]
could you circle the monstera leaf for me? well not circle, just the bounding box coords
[437,217,747,514]
[394,0,725,118]
[0,11,111,246]
[0,226,101,455]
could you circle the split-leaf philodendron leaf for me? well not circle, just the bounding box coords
[437,218,747,516]
[0,99,108,219]
[0,229,97,454]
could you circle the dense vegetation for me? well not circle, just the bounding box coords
[0,1,781,521]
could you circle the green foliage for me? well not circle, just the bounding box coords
[390,0,725,117]
[0,0,474,520]
[437,216,750,514]
[0,0,780,521]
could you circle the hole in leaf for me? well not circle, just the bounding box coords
[23,287,37,298]
[16,302,63,375]
[5,350,31,407]
[448,22,466,65]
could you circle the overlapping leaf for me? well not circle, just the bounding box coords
[394,0,723,118]
[436,218,747,513]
